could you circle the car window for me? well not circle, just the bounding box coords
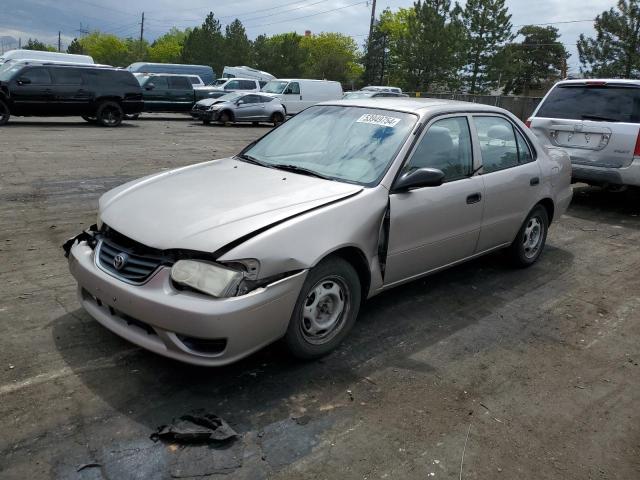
[148,76,169,89]
[239,80,256,89]
[188,76,200,85]
[404,117,473,182]
[260,95,274,103]
[169,76,191,89]
[286,82,300,95]
[515,129,533,164]
[474,116,519,173]
[52,68,82,85]
[22,67,52,85]
[225,80,241,90]
[536,85,640,123]
[259,81,267,88]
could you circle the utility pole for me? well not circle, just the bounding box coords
[18,37,22,49]
[379,33,387,85]
[366,0,377,83]
[139,11,145,60]
[58,31,61,52]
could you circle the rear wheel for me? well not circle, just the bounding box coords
[508,205,549,267]
[271,111,285,127]
[96,101,123,127]
[0,99,10,126]
[284,257,361,360]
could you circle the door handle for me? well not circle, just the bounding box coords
[466,192,482,204]
[530,177,540,186]
[299,95,302,100]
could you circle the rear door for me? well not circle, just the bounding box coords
[168,76,194,111]
[531,83,640,169]
[50,68,89,114]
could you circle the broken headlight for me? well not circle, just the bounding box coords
[171,260,244,298]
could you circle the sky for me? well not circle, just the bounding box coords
[0,0,618,71]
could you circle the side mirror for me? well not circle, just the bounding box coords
[145,83,155,90]
[237,100,245,105]
[393,168,445,192]
[17,77,31,85]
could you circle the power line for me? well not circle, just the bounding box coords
[244,1,368,28]
[513,19,594,28]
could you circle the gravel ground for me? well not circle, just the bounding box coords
[0,114,639,480]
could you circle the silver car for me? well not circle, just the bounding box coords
[191,92,286,125]
[64,99,572,366]
[529,79,640,187]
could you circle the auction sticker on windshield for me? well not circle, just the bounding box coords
[356,113,401,127]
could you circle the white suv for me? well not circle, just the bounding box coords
[528,79,640,187]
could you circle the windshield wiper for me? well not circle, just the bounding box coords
[270,164,332,180]
[581,114,618,122]
[236,153,266,166]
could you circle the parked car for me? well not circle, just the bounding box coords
[222,66,275,82]
[0,49,94,65]
[135,73,225,114]
[362,85,403,94]
[260,79,343,115]
[209,78,264,91]
[191,92,286,125]
[0,63,142,127]
[343,90,409,99]
[127,62,215,85]
[528,79,640,188]
[63,98,572,366]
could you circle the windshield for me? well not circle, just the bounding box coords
[212,78,227,86]
[0,64,21,81]
[343,91,375,99]
[262,80,288,94]
[537,85,640,123]
[243,105,417,186]
[217,92,243,102]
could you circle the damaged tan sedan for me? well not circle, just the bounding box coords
[64,98,573,366]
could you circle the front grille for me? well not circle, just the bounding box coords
[195,103,209,111]
[96,238,165,284]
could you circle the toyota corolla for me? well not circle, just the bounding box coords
[64,98,572,366]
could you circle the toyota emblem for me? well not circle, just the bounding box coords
[113,253,128,271]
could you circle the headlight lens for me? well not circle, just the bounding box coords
[171,260,244,298]
[208,104,222,111]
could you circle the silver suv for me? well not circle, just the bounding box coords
[528,79,640,188]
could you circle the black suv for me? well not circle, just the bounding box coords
[0,63,143,127]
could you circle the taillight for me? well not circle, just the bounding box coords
[634,129,640,157]
[525,119,532,128]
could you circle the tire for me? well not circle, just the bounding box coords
[202,118,211,125]
[125,113,139,120]
[0,99,10,126]
[508,205,549,268]
[81,115,97,123]
[284,257,361,360]
[218,111,232,124]
[252,121,259,127]
[271,111,285,127]
[96,101,124,127]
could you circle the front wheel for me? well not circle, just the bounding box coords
[218,111,232,124]
[508,205,549,267]
[202,118,211,125]
[0,99,10,126]
[96,101,123,127]
[271,111,285,127]
[285,257,361,360]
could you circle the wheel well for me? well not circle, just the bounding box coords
[220,109,234,121]
[327,247,371,302]
[537,198,555,224]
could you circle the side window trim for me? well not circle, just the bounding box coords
[403,114,475,184]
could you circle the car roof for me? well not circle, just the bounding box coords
[555,78,640,87]
[318,97,507,115]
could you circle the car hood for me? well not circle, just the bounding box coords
[99,158,363,253]
[195,98,228,107]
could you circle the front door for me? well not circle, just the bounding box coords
[142,76,171,111]
[10,66,55,115]
[385,115,485,286]
[282,82,302,114]
[234,94,264,120]
[471,115,543,251]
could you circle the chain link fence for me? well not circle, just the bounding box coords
[406,92,542,120]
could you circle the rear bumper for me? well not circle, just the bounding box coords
[68,241,307,366]
[572,158,640,187]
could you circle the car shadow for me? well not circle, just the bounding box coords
[52,244,574,435]
[567,184,640,229]
[7,120,139,128]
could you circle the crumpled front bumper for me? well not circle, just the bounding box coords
[67,241,307,366]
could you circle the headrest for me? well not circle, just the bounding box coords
[487,124,513,141]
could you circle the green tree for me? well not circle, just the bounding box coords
[77,32,132,66]
[182,12,225,76]
[363,20,389,86]
[499,26,569,95]
[253,32,308,77]
[301,33,361,83]
[461,0,513,93]
[67,38,83,54]
[24,38,56,52]
[223,19,252,67]
[577,0,640,78]
[393,0,467,91]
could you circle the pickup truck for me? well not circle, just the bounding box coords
[134,73,226,113]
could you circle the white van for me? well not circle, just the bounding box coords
[261,79,343,114]
[0,49,94,65]
[222,66,275,82]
